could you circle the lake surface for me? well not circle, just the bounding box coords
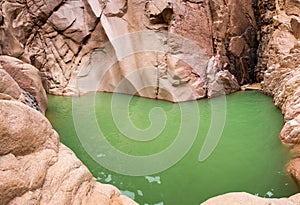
[46,91,298,205]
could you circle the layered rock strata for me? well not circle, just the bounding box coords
[0,0,262,101]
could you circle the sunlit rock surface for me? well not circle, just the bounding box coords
[257,0,300,187]
[0,101,137,205]
[0,55,47,113]
[0,56,137,205]
[260,0,300,145]
[0,0,263,101]
[202,192,300,205]
[1,0,300,204]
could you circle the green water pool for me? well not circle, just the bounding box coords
[46,91,298,205]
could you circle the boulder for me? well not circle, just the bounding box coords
[0,68,23,101]
[0,100,137,205]
[0,56,47,113]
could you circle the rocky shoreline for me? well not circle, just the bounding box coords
[1,0,300,204]
[0,57,137,205]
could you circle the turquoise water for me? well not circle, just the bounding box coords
[46,91,298,204]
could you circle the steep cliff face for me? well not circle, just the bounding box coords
[261,3,300,145]
[0,0,261,101]
[255,0,300,190]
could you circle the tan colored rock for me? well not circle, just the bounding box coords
[284,0,300,16]
[202,192,300,205]
[0,1,27,59]
[229,36,248,58]
[77,0,256,101]
[241,83,262,91]
[0,0,267,101]
[259,0,300,187]
[0,55,47,113]
[0,101,57,156]
[207,56,240,98]
[288,157,300,188]
[262,11,300,145]
[0,100,137,205]
[291,17,300,39]
[0,68,23,101]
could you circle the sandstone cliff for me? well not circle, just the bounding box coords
[201,0,300,202]
[255,0,300,186]
[0,56,137,205]
[1,0,300,204]
[0,0,264,101]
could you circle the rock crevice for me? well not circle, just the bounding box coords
[0,0,263,101]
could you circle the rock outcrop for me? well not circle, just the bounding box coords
[0,0,262,101]
[0,100,137,205]
[0,68,24,101]
[0,55,48,113]
[1,0,300,204]
[202,192,300,205]
[259,0,300,145]
[256,0,300,189]
[0,67,137,205]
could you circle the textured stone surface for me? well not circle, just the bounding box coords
[1,0,300,203]
[0,0,263,101]
[258,0,300,187]
[0,100,137,205]
[207,56,240,98]
[0,53,137,205]
[0,68,24,101]
[0,55,47,113]
[260,2,300,145]
[202,192,300,205]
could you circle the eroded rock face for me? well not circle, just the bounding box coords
[0,100,137,205]
[257,0,300,186]
[0,0,261,101]
[0,55,47,113]
[1,0,300,204]
[260,1,300,145]
[202,192,300,205]
[0,51,137,205]
[0,68,24,101]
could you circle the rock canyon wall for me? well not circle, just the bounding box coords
[1,0,300,204]
[255,0,300,188]
[0,0,263,101]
